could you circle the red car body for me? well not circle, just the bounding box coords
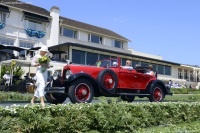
[45,58,172,104]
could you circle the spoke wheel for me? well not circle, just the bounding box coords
[68,78,94,103]
[149,85,164,102]
[97,69,118,94]
[103,73,115,89]
[45,82,67,104]
[75,83,91,102]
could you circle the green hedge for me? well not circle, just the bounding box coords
[0,101,200,132]
[171,88,200,94]
[0,91,33,102]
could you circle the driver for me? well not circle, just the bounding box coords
[122,60,133,70]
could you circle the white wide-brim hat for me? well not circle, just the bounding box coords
[6,71,9,74]
[39,45,48,52]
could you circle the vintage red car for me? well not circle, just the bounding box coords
[45,57,172,104]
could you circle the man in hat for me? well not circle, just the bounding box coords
[146,65,155,76]
[31,45,50,107]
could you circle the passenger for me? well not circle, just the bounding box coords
[146,65,155,76]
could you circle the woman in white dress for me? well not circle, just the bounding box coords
[31,45,49,107]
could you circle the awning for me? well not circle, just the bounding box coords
[49,42,181,66]
[24,12,49,23]
[0,5,10,13]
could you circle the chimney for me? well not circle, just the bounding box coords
[49,6,60,47]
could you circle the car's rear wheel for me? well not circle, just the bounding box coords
[45,82,67,104]
[149,85,164,102]
[68,78,94,103]
[97,69,118,94]
[121,95,135,102]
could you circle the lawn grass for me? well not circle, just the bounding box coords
[138,120,200,133]
[133,94,200,102]
[83,121,200,133]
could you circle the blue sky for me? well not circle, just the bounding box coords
[22,0,200,66]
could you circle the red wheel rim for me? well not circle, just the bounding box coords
[153,87,163,101]
[103,73,115,89]
[75,83,90,102]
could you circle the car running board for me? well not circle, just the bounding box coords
[45,87,65,93]
[116,93,150,96]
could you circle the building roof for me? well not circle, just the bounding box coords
[49,42,181,66]
[2,0,129,41]
[1,0,50,17]
[60,16,130,41]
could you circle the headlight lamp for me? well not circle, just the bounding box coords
[66,70,72,79]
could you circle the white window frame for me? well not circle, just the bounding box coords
[112,39,123,49]
[88,34,102,44]
[0,12,6,23]
[24,19,46,31]
[60,27,77,39]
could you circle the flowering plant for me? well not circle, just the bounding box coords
[38,55,50,73]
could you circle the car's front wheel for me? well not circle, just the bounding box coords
[45,82,67,104]
[149,85,164,102]
[45,93,68,104]
[68,78,94,103]
[121,95,135,102]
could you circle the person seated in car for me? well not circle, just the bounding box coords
[122,60,133,70]
[146,65,155,76]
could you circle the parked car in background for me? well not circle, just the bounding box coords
[45,57,172,104]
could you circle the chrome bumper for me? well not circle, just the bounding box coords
[45,87,65,93]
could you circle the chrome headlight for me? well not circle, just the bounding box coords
[66,70,72,79]
[53,71,59,80]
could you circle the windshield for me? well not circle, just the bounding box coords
[96,58,118,67]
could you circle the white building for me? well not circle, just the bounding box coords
[0,1,199,87]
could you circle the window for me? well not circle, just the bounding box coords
[190,70,194,82]
[121,58,127,66]
[19,41,34,57]
[19,41,34,48]
[0,37,14,45]
[158,65,164,75]
[165,66,171,75]
[62,27,77,38]
[141,62,149,67]
[99,54,110,60]
[0,12,6,23]
[132,60,140,68]
[184,69,188,80]
[86,52,98,66]
[150,63,157,72]
[72,49,85,65]
[113,40,123,48]
[178,68,182,79]
[88,34,102,44]
[25,20,45,31]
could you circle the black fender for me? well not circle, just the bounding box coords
[147,80,171,95]
[67,73,97,83]
[67,73,114,95]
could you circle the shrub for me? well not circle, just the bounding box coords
[0,101,200,132]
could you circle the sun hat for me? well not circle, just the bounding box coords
[148,65,153,69]
[6,71,9,74]
[39,45,48,52]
